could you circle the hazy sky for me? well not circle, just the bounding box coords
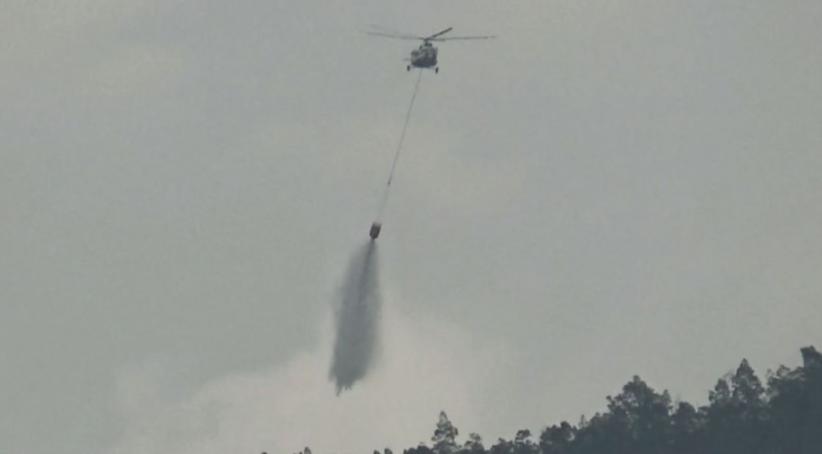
[2,1,822,453]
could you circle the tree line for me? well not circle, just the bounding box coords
[289,345,821,454]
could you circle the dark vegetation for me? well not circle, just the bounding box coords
[294,345,822,454]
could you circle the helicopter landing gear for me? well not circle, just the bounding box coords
[435,67,439,74]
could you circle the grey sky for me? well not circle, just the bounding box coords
[2,1,821,453]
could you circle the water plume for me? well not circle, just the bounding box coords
[329,240,381,394]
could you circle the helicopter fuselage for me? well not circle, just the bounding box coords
[408,42,438,70]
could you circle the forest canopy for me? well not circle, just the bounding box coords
[291,345,822,454]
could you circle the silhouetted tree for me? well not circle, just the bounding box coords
[670,401,704,454]
[705,359,767,454]
[572,412,622,454]
[570,376,673,454]
[488,437,512,454]
[539,421,574,454]
[512,429,538,454]
[405,444,435,454]
[461,433,485,454]
[432,411,460,454]
[764,346,822,454]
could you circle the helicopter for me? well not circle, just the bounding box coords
[366,26,495,73]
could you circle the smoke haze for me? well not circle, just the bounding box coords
[330,241,382,393]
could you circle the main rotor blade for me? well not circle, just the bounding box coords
[365,31,423,40]
[366,24,405,33]
[366,24,420,37]
[425,27,453,40]
[431,35,497,41]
